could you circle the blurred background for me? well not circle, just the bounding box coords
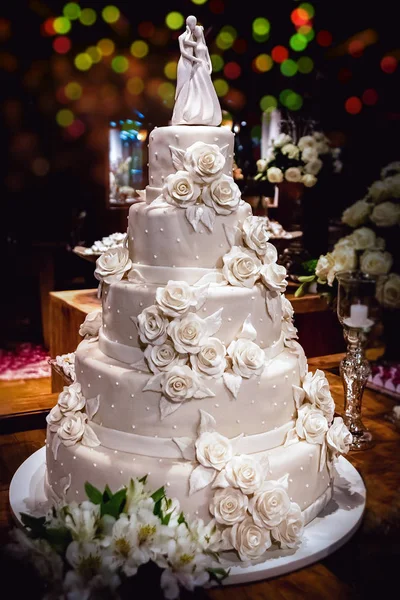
[1,0,399,353]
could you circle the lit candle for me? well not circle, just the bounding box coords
[350,303,368,326]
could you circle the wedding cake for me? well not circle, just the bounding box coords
[45,15,352,563]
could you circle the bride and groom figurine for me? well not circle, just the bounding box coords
[171,15,222,127]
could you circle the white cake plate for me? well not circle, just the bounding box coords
[9,449,366,585]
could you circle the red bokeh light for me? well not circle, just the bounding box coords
[362,89,378,105]
[66,119,85,138]
[138,21,155,38]
[224,61,241,79]
[271,46,288,64]
[233,38,247,54]
[316,30,332,47]
[53,36,71,54]
[380,55,397,74]
[345,96,362,115]
[56,86,68,104]
[291,8,310,27]
[43,18,55,36]
[348,40,364,58]
[209,0,224,15]
[338,68,352,83]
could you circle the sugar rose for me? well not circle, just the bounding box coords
[227,338,265,379]
[190,338,227,378]
[272,503,304,549]
[326,416,352,455]
[295,404,329,445]
[281,295,294,321]
[360,250,393,276]
[210,487,248,526]
[376,273,400,309]
[302,369,335,423]
[156,280,198,318]
[162,171,201,208]
[94,247,132,284]
[144,341,187,374]
[224,455,269,495]
[222,246,261,288]
[342,199,372,228]
[57,382,86,415]
[260,262,288,293]
[242,216,271,257]
[249,480,291,528]
[57,413,87,446]
[183,141,225,184]
[202,174,241,215]
[137,305,169,346]
[230,517,271,561]
[195,431,233,470]
[370,201,400,228]
[168,312,213,354]
[162,365,198,402]
[79,310,102,338]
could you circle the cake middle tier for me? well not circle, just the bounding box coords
[101,280,282,364]
[75,339,300,439]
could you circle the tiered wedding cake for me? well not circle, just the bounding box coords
[45,16,352,561]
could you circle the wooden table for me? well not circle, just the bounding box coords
[1,356,399,598]
[49,286,345,361]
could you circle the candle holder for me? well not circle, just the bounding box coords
[336,270,379,451]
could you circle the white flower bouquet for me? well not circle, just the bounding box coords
[6,476,228,599]
[254,131,341,189]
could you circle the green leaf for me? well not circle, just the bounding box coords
[20,513,46,537]
[294,282,307,298]
[177,511,188,526]
[302,258,318,274]
[161,512,172,526]
[207,567,231,583]
[44,526,72,554]
[102,485,113,503]
[138,475,148,484]
[84,482,103,505]
[153,498,163,518]
[297,275,317,283]
[101,488,127,519]
[151,486,165,504]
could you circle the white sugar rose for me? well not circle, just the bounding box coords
[360,249,393,276]
[57,382,86,415]
[222,246,261,288]
[230,517,271,561]
[302,369,335,423]
[79,310,102,338]
[190,338,227,378]
[162,170,201,208]
[260,262,287,293]
[227,338,265,379]
[224,455,269,495]
[249,480,291,528]
[144,341,187,374]
[298,135,316,151]
[256,158,268,173]
[202,174,241,215]
[263,242,278,265]
[281,143,300,160]
[376,273,400,309]
[94,247,132,284]
[305,158,323,175]
[342,199,372,227]
[168,312,213,354]
[162,365,201,402]
[195,431,233,470]
[315,253,336,285]
[281,295,294,321]
[46,404,63,432]
[274,133,292,147]
[137,305,169,346]
[267,166,283,183]
[242,216,270,257]
[282,318,298,340]
[295,404,329,445]
[301,146,318,162]
[57,413,87,446]
[285,167,302,183]
[183,141,225,184]
[327,416,352,455]
[331,243,357,273]
[347,227,376,250]
[156,281,199,318]
[272,503,304,549]
[370,201,400,228]
[210,488,248,527]
[302,173,317,188]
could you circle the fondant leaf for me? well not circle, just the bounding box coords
[220,527,234,551]
[60,474,72,497]
[82,424,100,447]
[52,434,61,461]
[130,316,138,330]
[173,437,196,460]
[143,372,164,392]
[128,269,146,283]
[193,385,215,400]
[284,428,299,447]
[189,464,216,495]
[277,473,290,489]
[136,189,146,203]
[265,292,278,320]
[186,205,203,232]
[198,409,217,435]
[193,271,228,287]
[292,384,306,409]
[220,144,229,160]
[160,396,182,420]
[86,395,100,420]
[200,205,216,232]
[204,308,223,336]
[319,440,327,472]
[130,357,151,374]
[222,372,242,399]
[211,469,229,489]
[169,145,185,171]
[223,224,242,248]
[193,283,209,310]
[97,281,103,299]
[239,314,257,341]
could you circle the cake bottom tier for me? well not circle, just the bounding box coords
[46,433,332,524]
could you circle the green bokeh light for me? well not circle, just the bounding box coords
[130,40,149,58]
[253,32,270,43]
[74,53,92,71]
[211,54,224,72]
[286,92,303,110]
[280,59,298,76]
[165,12,184,30]
[65,82,82,100]
[63,3,80,20]
[252,17,271,36]
[86,46,102,63]
[300,2,315,18]
[290,33,308,52]
[54,16,71,34]
[279,89,294,105]
[164,61,178,79]
[191,0,208,4]
[102,6,120,23]
[216,26,237,50]
[260,95,278,112]
[79,8,97,26]
[112,56,129,73]
[214,79,229,97]
[56,108,74,127]
[158,81,175,100]
[297,56,314,74]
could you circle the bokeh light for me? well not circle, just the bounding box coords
[53,36,71,54]
[43,18,56,36]
[260,95,278,112]
[251,125,261,142]
[130,40,149,58]
[65,82,82,100]
[158,81,175,103]
[53,17,71,35]
[211,54,224,72]
[299,3,315,18]
[127,76,144,95]
[300,26,315,42]
[252,17,271,37]
[86,46,102,64]
[380,55,397,74]
[214,78,229,97]
[79,8,97,26]
[291,8,310,27]
[281,59,298,76]
[297,56,314,73]
[165,12,184,30]
[271,46,288,63]
[224,62,241,79]
[317,30,332,47]
[102,6,120,24]
[254,54,273,72]
[31,157,50,176]
[74,53,92,71]
[63,3,80,20]
[56,108,74,127]
[67,119,85,138]
[290,33,308,52]
[112,56,129,73]
[216,26,237,50]
[285,92,303,110]
[191,0,208,4]
[138,21,155,37]
[362,88,378,106]
[338,67,352,83]
[209,0,224,14]
[345,96,362,114]
[164,61,177,79]
[348,40,364,58]
[97,39,115,57]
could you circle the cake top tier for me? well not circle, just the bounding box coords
[171,15,222,127]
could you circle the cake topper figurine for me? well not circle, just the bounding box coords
[171,15,222,126]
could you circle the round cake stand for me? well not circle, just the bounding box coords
[9,449,366,585]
